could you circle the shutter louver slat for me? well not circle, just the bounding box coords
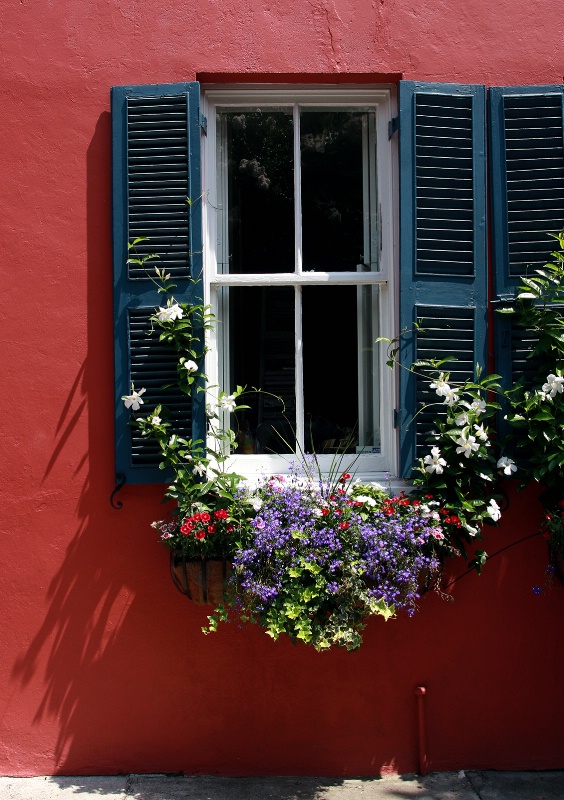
[414,92,475,277]
[127,95,190,279]
[501,92,564,277]
[414,307,475,457]
[129,309,192,466]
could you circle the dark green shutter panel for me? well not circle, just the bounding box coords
[490,86,564,397]
[111,83,203,484]
[399,82,487,476]
[490,86,564,297]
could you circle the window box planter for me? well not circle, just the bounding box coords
[170,552,231,606]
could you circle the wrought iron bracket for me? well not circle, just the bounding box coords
[110,473,126,509]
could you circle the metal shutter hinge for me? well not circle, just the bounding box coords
[200,114,208,135]
[388,116,399,138]
[393,408,400,428]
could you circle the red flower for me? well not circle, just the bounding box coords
[180,524,192,536]
[214,509,229,520]
[411,499,421,507]
[439,508,449,517]
[226,525,234,533]
[399,498,410,506]
[193,513,202,522]
[424,493,434,499]
[201,512,211,523]
[195,530,206,540]
[558,499,564,509]
[321,508,330,516]
[339,522,350,530]
[207,524,216,533]
[339,473,351,483]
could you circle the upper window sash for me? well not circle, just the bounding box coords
[202,87,396,287]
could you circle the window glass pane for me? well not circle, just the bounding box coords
[301,111,374,272]
[217,110,294,274]
[226,286,296,454]
[302,285,380,454]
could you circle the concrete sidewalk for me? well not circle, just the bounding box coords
[1,771,563,800]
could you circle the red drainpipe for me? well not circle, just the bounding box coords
[415,686,428,776]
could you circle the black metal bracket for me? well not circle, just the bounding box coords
[110,473,126,509]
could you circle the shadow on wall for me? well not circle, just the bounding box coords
[9,112,410,778]
[10,111,169,773]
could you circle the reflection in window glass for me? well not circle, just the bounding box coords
[301,111,369,272]
[302,286,380,454]
[227,286,296,454]
[218,110,294,274]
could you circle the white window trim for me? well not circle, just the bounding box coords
[201,84,399,483]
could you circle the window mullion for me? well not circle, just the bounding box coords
[295,284,304,451]
[293,103,302,276]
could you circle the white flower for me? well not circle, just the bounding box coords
[473,423,488,441]
[219,394,237,413]
[497,456,517,476]
[192,462,207,477]
[465,523,479,537]
[150,415,161,426]
[455,412,469,426]
[542,373,564,399]
[250,497,263,511]
[157,302,183,323]
[430,374,450,397]
[122,387,146,411]
[468,398,487,415]
[443,387,460,405]
[487,498,501,522]
[423,446,447,474]
[354,495,377,507]
[184,359,198,373]
[455,435,479,458]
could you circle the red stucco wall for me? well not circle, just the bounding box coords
[1,0,563,777]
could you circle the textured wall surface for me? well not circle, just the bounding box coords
[1,0,563,777]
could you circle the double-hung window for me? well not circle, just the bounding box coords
[203,87,396,478]
[111,80,564,486]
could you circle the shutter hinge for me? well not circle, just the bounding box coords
[393,408,400,428]
[388,116,399,139]
[200,114,208,135]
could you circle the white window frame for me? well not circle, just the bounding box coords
[202,85,399,481]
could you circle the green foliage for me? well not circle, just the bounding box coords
[500,230,564,487]
[378,230,564,571]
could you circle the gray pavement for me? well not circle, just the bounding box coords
[1,772,563,800]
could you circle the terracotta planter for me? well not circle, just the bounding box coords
[170,552,231,605]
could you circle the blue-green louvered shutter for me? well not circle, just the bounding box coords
[111,83,204,485]
[398,81,488,477]
[490,86,564,392]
